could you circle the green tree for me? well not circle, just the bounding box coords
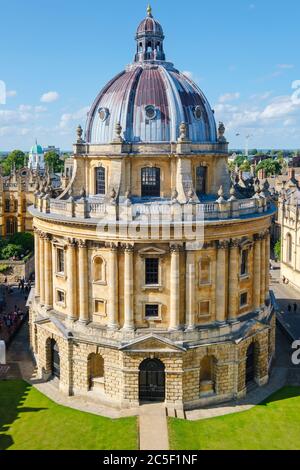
[274,240,281,261]
[255,158,282,176]
[44,151,64,173]
[234,155,247,168]
[240,160,251,172]
[1,150,26,175]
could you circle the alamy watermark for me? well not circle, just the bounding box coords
[292,340,300,366]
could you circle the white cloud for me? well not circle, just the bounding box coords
[219,92,241,103]
[277,64,294,69]
[40,91,59,103]
[59,106,89,130]
[6,90,17,98]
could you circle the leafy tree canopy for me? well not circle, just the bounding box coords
[255,158,282,176]
[44,151,64,173]
[1,150,27,176]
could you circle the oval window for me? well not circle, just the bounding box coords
[98,107,109,122]
[145,105,157,120]
[194,105,202,120]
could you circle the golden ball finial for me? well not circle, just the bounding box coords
[147,4,152,17]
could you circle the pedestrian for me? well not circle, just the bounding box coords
[288,304,292,312]
[294,303,298,312]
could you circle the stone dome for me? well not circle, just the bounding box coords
[85,7,217,145]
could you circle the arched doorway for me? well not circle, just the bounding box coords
[50,339,60,379]
[246,343,255,386]
[139,358,165,403]
[88,353,104,391]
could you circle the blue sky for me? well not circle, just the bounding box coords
[0,0,299,151]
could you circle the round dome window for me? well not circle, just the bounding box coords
[98,107,109,122]
[194,106,202,120]
[145,105,157,120]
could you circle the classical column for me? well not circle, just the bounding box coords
[34,228,40,297]
[78,240,89,323]
[186,250,195,330]
[108,243,119,329]
[253,234,261,311]
[44,234,53,309]
[67,239,77,321]
[260,234,266,306]
[216,240,228,323]
[39,233,45,305]
[228,239,240,322]
[169,245,181,330]
[265,230,271,301]
[123,245,134,330]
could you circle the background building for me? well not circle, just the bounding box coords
[28,142,45,174]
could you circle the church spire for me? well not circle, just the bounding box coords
[147,4,152,17]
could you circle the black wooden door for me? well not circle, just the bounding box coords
[51,340,60,379]
[139,359,165,402]
[246,343,255,384]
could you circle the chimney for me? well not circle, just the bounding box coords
[288,167,295,180]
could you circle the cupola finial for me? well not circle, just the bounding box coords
[147,4,152,17]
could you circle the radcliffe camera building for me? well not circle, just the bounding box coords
[29,7,276,409]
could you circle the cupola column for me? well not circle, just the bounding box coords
[34,228,40,297]
[108,244,119,330]
[169,245,181,330]
[44,234,53,309]
[216,241,229,323]
[67,239,78,321]
[253,235,261,311]
[39,233,45,305]
[78,240,89,323]
[228,240,240,322]
[260,234,266,306]
[186,250,196,330]
[265,231,271,301]
[123,245,134,330]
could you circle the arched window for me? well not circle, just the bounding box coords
[141,167,161,198]
[287,233,292,264]
[95,167,106,195]
[6,217,17,236]
[196,166,207,195]
[93,256,105,283]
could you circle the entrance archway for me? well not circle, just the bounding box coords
[246,343,255,386]
[50,339,60,379]
[139,358,165,403]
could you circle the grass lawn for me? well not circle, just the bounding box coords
[169,387,300,450]
[0,380,138,450]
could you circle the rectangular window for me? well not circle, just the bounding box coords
[240,250,248,276]
[240,292,248,307]
[199,301,210,317]
[199,258,211,285]
[95,167,106,195]
[95,300,106,316]
[145,258,159,285]
[145,304,159,318]
[56,290,65,304]
[5,200,10,212]
[57,248,65,274]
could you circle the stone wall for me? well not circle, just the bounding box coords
[0,255,34,283]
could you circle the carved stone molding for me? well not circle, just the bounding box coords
[67,238,77,248]
[170,244,183,253]
[105,242,119,252]
[78,239,88,249]
[217,240,230,250]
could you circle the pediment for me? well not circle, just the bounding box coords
[34,315,72,339]
[138,246,167,257]
[120,334,186,353]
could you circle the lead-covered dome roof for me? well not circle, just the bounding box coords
[85,7,217,145]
